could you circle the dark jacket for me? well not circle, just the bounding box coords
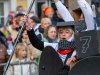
[27,29,69,75]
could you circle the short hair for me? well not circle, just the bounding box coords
[30,16,40,23]
[41,17,52,25]
[58,26,74,35]
[16,5,23,11]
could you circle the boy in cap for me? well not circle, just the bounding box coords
[26,21,76,75]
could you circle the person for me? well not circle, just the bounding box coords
[54,0,95,31]
[16,5,25,13]
[41,3,48,19]
[43,25,57,42]
[77,0,95,31]
[28,16,40,33]
[54,9,64,22]
[22,30,41,62]
[26,22,76,75]
[42,6,63,25]
[0,31,8,74]
[54,0,74,22]
[36,17,52,40]
[6,43,38,75]
[11,12,26,43]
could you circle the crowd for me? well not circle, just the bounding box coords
[0,0,97,75]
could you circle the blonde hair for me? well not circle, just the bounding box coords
[41,18,52,25]
[12,43,29,61]
[58,27,74,35]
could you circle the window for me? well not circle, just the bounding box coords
[0,3,4,27]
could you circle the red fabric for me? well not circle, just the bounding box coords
[57,48,75,55]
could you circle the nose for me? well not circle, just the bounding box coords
[62,33,66,36]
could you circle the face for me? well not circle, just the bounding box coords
[48,27,57,40]
[45,12,54,18]
[18,47,27,59]
[18,7,24,12]
[22,30,28,39]
[29,19,36,28]
[42,20,51,29]
[58,28,73,40]
[16,16,24,27]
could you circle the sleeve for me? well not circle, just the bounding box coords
[27,29,44,50]
[55,1,74,22]
[77,0,95,31]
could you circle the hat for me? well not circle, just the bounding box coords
[56,21,76,31]
[56,21,87,32]
[44,7,54,14]
[30,16,40,23]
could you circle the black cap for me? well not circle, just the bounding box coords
[56,21,87,32]
[30,16,40,23]
[56,21,77,31]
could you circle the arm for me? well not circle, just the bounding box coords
[54,0,74,21]
[77,0,95,31]
[27,29,44,50]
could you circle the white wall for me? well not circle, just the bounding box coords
[10,0,16,11]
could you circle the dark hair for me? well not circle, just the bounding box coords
[30,16,40,23]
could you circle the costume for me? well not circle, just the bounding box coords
[27,28,76,75]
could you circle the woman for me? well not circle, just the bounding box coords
[43,25,57,43]
[22,30,41,62]
[6,43,38,75]
[36,17,52,40]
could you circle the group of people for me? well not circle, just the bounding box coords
[0,0,96,75]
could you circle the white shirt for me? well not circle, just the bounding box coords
[77,0,95,31]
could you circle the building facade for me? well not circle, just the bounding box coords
[0,0,36,27]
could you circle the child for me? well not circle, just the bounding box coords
[26,22,76,75]
[6,43,38,75]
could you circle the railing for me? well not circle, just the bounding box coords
[0,61,39,75]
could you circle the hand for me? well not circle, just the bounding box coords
[25,21,33,31]
[66,57,76,66]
